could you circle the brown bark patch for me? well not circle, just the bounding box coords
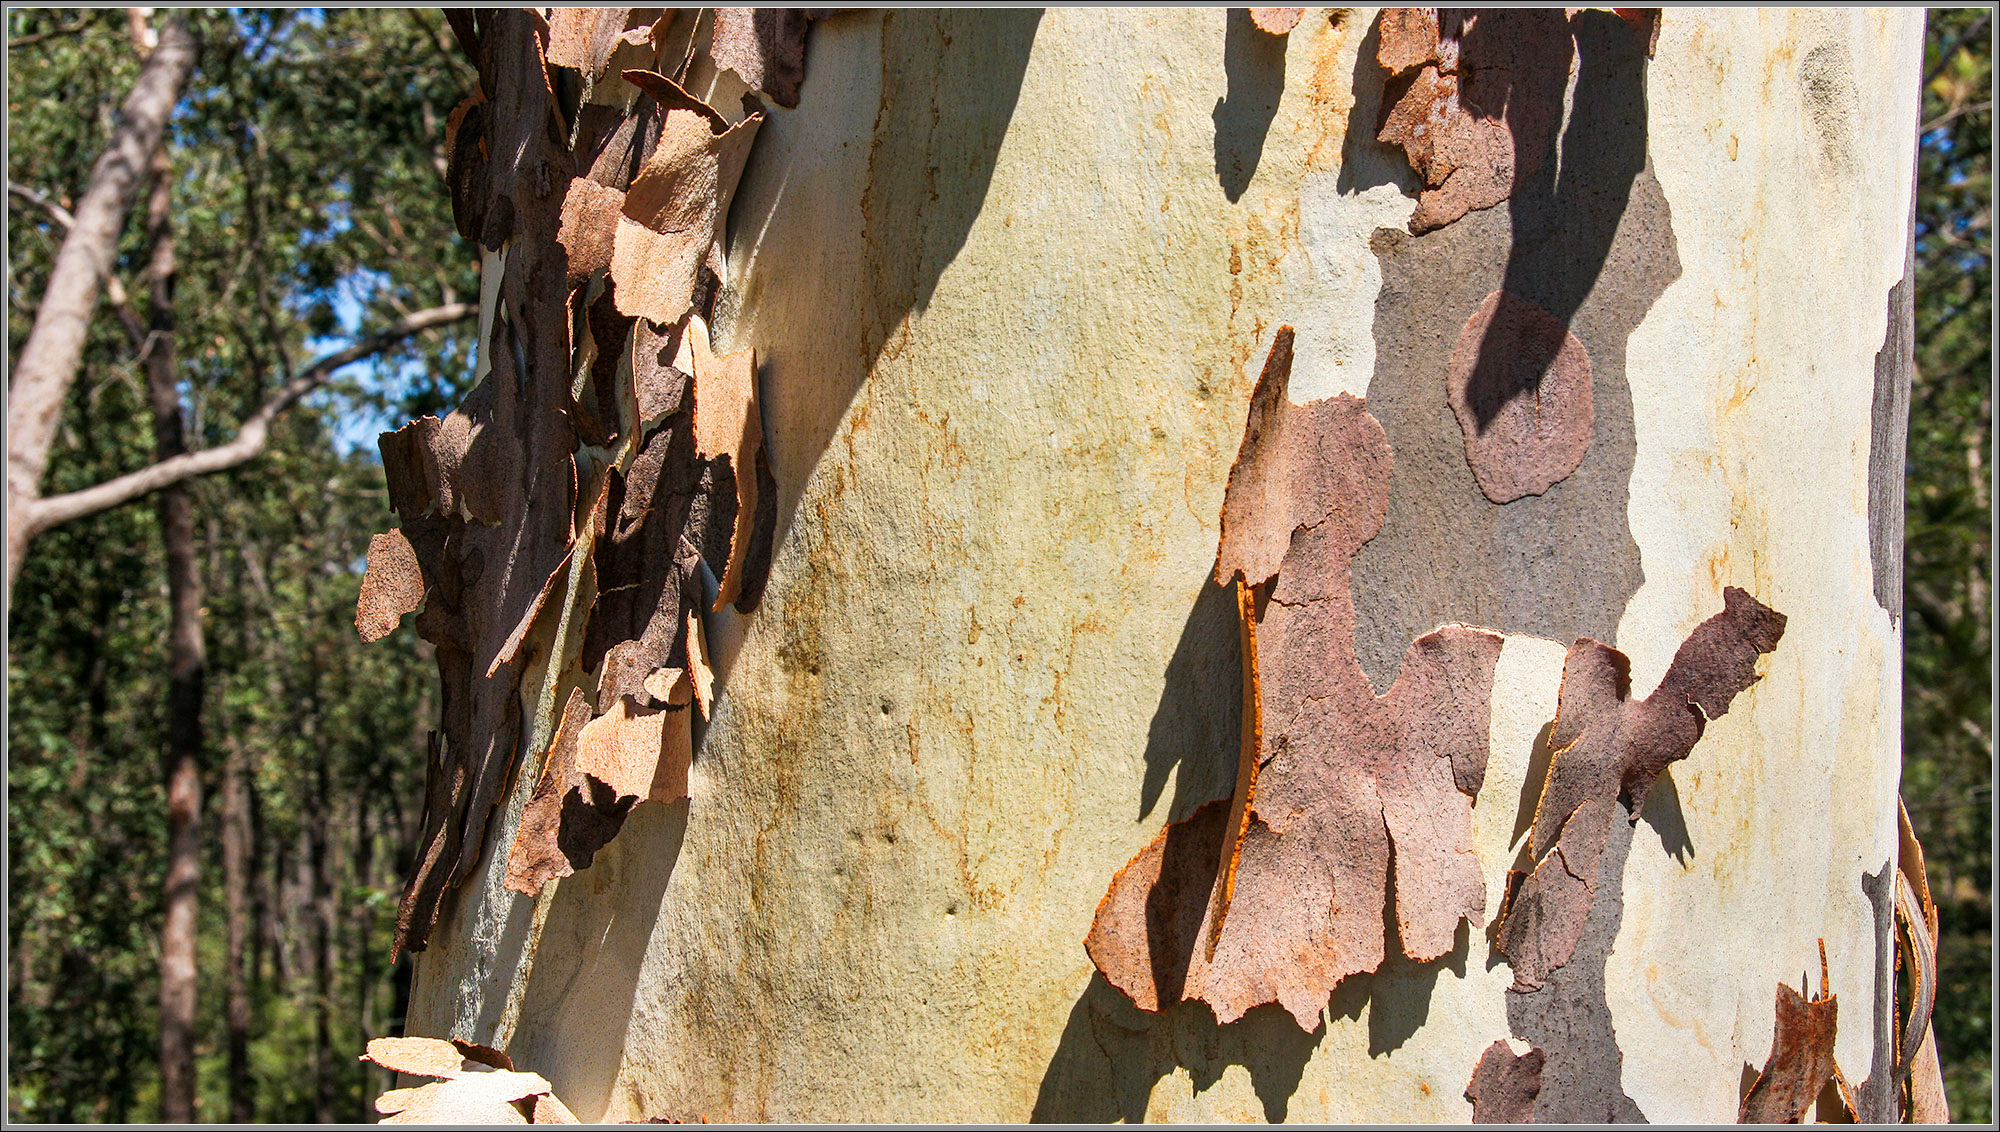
[1375,10,1577,233]
[1466,1039,1545,1124]
[1249,9,1304,35]
[1497,588,1787,991]
[1738,980,1839,1124]
[1091,330,1503,1032]
[356,529,425,643]
[1449,290,1593,502]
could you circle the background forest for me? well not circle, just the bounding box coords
[5,8,1991,1123]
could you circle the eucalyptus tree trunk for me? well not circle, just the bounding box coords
[370,9,1937,1124]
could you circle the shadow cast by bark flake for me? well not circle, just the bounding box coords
[505,798,690,1122]
[1138,575,1241,823]
[1330,915,1473,1058]
[1637,765,1694,865]
[1031,973,1321,1123]
[1213,7,1287,203]
[1467,9,1653,430]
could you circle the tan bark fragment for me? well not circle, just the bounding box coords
[575,694,693,806]
[545,7,636,79]
[1249,9,1304,35]
[377,1069,553,1125]
[610,71,762,327]
[360,1036,471,1080]
[710,9,814,108]
[356,529,425,642]
[685,606,714,718]
[681,314,764,610]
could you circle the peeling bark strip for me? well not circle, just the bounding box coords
[1465,1040,1545,1124]
[1737,963,1838,1124]
[1088,329,1504,1032]
[357,8,810,954]
[1496,588,1787,991]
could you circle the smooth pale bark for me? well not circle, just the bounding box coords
[405,9,1925,1124]
[5,18,195,600]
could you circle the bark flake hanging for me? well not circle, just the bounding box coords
[1088,328,1503,1032]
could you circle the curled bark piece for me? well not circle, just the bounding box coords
[377,1069,555,1124]
[1738,981,1838,1124]
[611,71,762,327]
[356,529,426,642]
[1249,9,1304,35]
[1466,1039,1546,1123]
[1091,329,1503,1031]
[710,8,815,108]
[1449,290,1593,503]
[362,1036,476,1080]
[1498,588,1787,990]
[575,694,693,806]
[682,314,765,610]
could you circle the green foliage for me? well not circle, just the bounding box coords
[7,8,473,1122]
[1906,8,1994,1125]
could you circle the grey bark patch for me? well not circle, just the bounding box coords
[1869,243,1914,622]
[1503,807,1648,1123]
[1349,9,1677,689]
[1854,860,1899,1122]
[1799,42,1862,178]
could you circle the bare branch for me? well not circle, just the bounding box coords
[1921,99,1992,136]
[6,17,91,51]
[1923,12,1991,89]
[18,303,476,539]
[9,179,147,346]
[6,17,196,591]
